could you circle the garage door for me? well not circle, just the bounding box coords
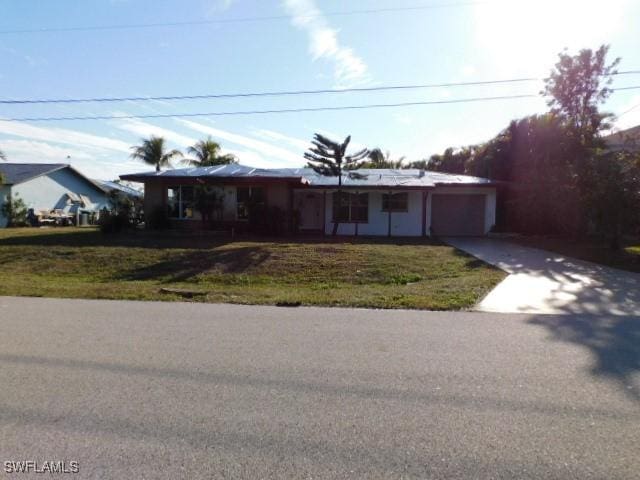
[431,194,486,236]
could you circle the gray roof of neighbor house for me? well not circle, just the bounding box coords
[120,164,494,188]
[0,163,69,185]
[0,163,108,194]
[604,125,640,151]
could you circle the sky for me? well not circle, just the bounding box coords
[0,0,639,180]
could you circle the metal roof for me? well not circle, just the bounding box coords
[0,163,109,194]
[294,168,494,187]
[97,180,143,198]
[120,164,303,180]
[604,125,640,152]
[0,163,69,185]
[120,165,494,187]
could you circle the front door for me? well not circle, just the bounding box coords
[298,192,323,230]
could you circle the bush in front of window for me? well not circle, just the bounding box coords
[1,193,29,227]
[98,208,131,234]
[146,206,171,230]
[248,204,285,236]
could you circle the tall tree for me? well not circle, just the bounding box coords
[130,136,182,172]
[304,134,368,235]
[543,45,620,144]
[543,45,640,244]
[184,136,238,167]
[426,146,476,174]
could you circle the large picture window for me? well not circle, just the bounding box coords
[332,192,368,223]
[236,186,265,220]
[382,192,408,212]
[167,186,195,219]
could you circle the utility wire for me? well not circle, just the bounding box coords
[2,71,640,105]
[0,78,539,105]
[615,101,640,119]
[3,89,638,122]
[0,1,490,35]
[1,94,538,122]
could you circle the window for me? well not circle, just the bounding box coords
[332,192,368,223]
[167,186,195,219]
[382,192,408,212]
[236,186,265,220]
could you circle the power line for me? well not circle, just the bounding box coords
[615,101,640,119]
[0,94,538,122]
[3,71,640,105]
[0,1,490,35]
[1,89,637,122]
[0,78,539,105]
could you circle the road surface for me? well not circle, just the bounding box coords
[0,297,638,479]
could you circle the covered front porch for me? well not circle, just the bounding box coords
[293,188,427,237]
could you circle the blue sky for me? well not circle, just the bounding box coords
[1,0,639,179]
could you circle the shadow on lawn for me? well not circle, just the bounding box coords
[0,230,234,250]
[450,245,501,270]
[529,314,640,403]
[0,229,445,249]
[118,246,272,282]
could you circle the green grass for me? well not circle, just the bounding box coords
[513,235,640,273]
[0,227,505,310]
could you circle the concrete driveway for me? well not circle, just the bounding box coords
[0,297,639,479]
[445,237,640,315]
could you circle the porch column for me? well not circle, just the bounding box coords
[421,190,427,237]
[387,190,392,237]
[323,191,327,236]
[288,185,294,234]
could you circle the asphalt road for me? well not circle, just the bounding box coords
[0,297,638,479]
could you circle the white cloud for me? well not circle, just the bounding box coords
[0,139,93,161]
[114,118,197,148]
[177,119,305,166]
[282,0,369,87]
[0,120,131,153]
[252,129,311,151]
[0,139,145,180]
[474,0,629,76]
[207,0,237,13]
[392,113,414,126]
[460,65,476,77]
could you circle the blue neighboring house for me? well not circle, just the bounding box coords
[0,163,128,227]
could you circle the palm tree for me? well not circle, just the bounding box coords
[364,148,405,169]
[304,134,368,235]
[130,136,182,172]
[184,137,238,167]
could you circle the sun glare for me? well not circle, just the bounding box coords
[475,0,628,75]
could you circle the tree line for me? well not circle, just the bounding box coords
[360,45,639,246]
[424,46,640,246]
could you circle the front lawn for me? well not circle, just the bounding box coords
[0,228,505,310]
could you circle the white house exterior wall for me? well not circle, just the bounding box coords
[10,169,108,218]
[321,186,496,236]
[323,190,423,237]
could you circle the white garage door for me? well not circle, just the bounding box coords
[431,194,486,236]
